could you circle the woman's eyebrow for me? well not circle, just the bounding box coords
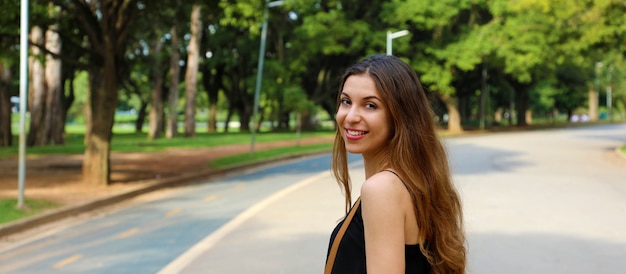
[363,95,382,101]
[341,92,381,102]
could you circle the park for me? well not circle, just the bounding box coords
[0,1,625,273]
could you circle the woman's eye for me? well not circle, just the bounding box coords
[365,103,377,109]
[340,98,351,105]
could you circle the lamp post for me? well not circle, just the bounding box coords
[17,0,29,209]
[595,62,602,121]
[251,0,284,156]
[386,30,409,55]
[607,65,613,121]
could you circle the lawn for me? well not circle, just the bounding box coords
[0,130,335,159]
[0,130,335,224]
[0,199,60,224]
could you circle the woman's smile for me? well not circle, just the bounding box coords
[345,128,368,140]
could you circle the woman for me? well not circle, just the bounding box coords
[325,55,466,274]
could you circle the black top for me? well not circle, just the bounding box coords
[326,201,431,273]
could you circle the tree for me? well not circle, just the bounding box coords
[166,24,182,138]
[183,4,203,137]
[148,36,165,139]
[46,0,147,185]
[0,60,11,146]
[382,0,494,132]
[0,0,19,147]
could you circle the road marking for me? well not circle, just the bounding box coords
[166,208,182,217]
[203,194,217,202]
[157,170,333,274]
[233,183,246,190]
[52,254,82,269]
[117,228,140,239]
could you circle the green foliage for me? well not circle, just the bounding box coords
[0,130,335,159]
[3,0,625,155]
[0,198,60,224]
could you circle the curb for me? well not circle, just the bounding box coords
[0,151,330,239]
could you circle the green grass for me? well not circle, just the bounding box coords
[0,130,335,159]
[211,142,333,168]
[0,199,61,224]
[621,145,626,154]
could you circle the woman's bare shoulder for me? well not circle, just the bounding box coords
[361,170,411,206]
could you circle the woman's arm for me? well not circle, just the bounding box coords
[361,171,413,274]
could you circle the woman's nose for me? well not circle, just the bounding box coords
[345,106,361,123]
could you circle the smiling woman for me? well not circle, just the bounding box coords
[326,55,466,274]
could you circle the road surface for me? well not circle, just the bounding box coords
[1,123,624,273]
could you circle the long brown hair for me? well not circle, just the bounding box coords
[332,55,466,274]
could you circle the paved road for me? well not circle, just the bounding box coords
[1,123,625,273]
[0,154,360,273]
[449,123,626,274]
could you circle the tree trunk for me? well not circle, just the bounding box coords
[148,36,164,139]
[0,61,11,146]
[166,25,181,138]
[224,107,233,132]
[44,27,64,145]
[301,111,316,130]
[494,107,503,124]
[61,69,76,129]
[136,100,148,132]
[27,26,47,146]
[184,5,202,137]
[588,88,598,121]
[440,95,463,133]
[525,110,532,125]
[202,64,223,133]
[83,56,119,186]
[515,89,529,127]
[239,107,251,132]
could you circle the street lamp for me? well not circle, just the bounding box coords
[595,62,602,121]
[251,0,284,156]
[607,65,613,121]
[386,30,409,55]
[17,0,30,209]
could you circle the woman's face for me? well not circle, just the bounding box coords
[336,74,391,157]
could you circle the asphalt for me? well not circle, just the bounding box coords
[1,123,625,274]
[0,151,332,239]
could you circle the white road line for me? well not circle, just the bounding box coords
[157,170,332,274]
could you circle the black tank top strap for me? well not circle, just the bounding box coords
[382,169,413,194]
[382,169,403,182]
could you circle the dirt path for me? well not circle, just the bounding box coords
[0,136,334,207]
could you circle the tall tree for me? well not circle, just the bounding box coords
[0,61,11,146]
[382,0,494,132]
[148,36,165,139]
[27,26,48,146]
[183,4,202,137]
[43,25,64,144]
[166,24,182,138]
[48,0,145,185]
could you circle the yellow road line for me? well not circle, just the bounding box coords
[117,228,140,239]
[52,254,82,269]
[203,194,217,202]
[166,208,182,217]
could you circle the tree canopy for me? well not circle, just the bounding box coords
[0,0,624,184]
